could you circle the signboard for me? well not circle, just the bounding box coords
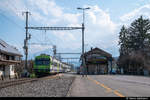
[86,55,107,64]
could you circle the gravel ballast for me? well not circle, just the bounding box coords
[0,76,75,97]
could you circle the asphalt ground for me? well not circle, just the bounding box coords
[66,73,150,97]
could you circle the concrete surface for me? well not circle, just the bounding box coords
[65,73,150,97]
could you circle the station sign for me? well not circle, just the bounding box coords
[86,54,107,64]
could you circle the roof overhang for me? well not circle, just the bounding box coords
[0,59,21,65]
[0,49,23,57]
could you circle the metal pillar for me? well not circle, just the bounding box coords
[25,12,28,73]
[23,11,31,77]
[82,23,86,76]
[77,7,90,77]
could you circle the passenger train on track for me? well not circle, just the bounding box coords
[33,54,71,77]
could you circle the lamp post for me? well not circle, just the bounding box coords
[77,7,90,77]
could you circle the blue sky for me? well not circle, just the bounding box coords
[1,0,150,62]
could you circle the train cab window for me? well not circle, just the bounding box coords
[35,58,50,65]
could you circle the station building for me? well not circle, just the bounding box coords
[0,39,22,80]
[81,47,113,75]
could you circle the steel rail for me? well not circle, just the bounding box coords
[0,74,61,89]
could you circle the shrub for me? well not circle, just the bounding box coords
[30,73,36,78]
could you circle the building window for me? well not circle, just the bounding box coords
[11,56,15,60]
[15,56,20,61]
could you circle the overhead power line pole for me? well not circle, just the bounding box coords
[23,11,31,77]
[77,7,90,77]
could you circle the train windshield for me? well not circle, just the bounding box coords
[35,58,50,65]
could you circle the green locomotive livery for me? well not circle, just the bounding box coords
[33,54,71,76]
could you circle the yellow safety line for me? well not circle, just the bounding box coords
[87,76,125,97]
[114,91,125,97]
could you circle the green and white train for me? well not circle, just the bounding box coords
[33,54,71,76]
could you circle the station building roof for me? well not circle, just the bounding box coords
[84,47,112,58]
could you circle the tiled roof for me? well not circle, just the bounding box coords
[0,39,22,56]
[84,47,112,57]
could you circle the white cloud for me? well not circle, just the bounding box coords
[27,0,81,26]
[29,45,52,54]
[29,0,63,17]
[85,5,118,47]
[87,5,118,34]
[0,0,27,20]
[63,13,81,24]
[0,0,120,56]
[31,12,44,22]
[120,4,150,22]
[53,31,76,42]
[5,1,150,57]
[76,5,119,56]
[88,11,96,24]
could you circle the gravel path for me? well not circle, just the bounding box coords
[0,76,75,97]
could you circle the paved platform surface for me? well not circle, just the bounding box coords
[67,76,117,97]
[66,74,150,97]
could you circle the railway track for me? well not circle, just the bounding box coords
[0,74,63,89]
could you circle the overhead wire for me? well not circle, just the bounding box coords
[28,16,53,54]
[22,1,63,55]
[0,1,55,58]
[1,1,80,64]
[0,2,27,55]
[0,11,25,31]
[0,10,24,50]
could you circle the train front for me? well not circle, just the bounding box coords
[33,54,51,76]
